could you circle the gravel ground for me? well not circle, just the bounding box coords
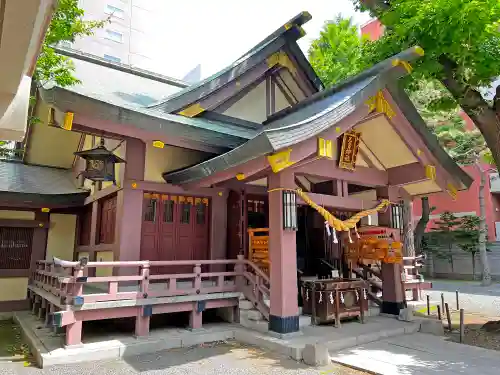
[423,279,500,317]
[0,341,369,375]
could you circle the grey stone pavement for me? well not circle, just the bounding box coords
[0,342,367,375]
[423,279,500,316]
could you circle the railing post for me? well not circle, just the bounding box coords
[65,265,84,347]
[189,264,203,330]
[235,255,245,291]
[254,274,260,301]
[193,264,202,293]
[136,262,150,338]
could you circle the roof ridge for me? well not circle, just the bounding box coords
[53,47,189,89]
[145,11,315,112]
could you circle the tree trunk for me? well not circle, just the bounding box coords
[476,163,492,285]
[414,197,430,254]
[439,57,500,169]
[472,251,476,280]
[448,244,454,274]
[402,199,415,257]
[360,1,500,170]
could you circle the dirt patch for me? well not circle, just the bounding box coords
[0,319,33,366]
[438,312,500,351]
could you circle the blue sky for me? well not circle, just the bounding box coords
[160,0,370,80]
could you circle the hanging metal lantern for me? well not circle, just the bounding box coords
[282,190,297,231]
[74,139,125,183]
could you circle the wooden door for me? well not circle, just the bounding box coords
[99,195,117,244]
[142,193,211,275]
[227,190,245,261]
[157,195,176,274]
[193,198,210,258]
[140,193,160,263]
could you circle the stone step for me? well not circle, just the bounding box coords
[240,309,264,321]
[238,299,254,310]
[299,315,311,328]
[240,316,269,333]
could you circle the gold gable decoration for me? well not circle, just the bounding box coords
[267,149,296,173]
[177,103,205,118]
[425,165,437,181]
[266,51,298,77]
[365,91,395,119]
[446,183,458,201]
[318,137,333,159]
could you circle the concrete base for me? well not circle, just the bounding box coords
[302,343,330,366]
[15,311,236,368]
[16,310,420,368]
[234,315,421,362]
[419,317,445,336]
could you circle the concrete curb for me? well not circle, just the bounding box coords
[234,321,421,363]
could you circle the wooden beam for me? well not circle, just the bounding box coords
[293,159,389,187]
[0,218,49,228]
[299,192,378,211]
[388,163,428,186]
[72,117,226,155]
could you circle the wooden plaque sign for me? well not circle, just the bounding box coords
[338,131,361,170]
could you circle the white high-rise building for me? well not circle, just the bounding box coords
[70,1,200,81]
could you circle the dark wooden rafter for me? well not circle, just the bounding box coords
[193,63,273,115]
[282,40,323,93]
[279,47,317,98]
[72,133,86,168]
[272,73,299,106]
[358,139,386,169]
[199,112,261,130]
[294,176,310,192]
[358,148,377,169]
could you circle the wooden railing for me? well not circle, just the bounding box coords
[31,256,271,319]
[402,255,432,301]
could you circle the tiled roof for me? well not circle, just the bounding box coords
[0,161,87,195]
[39,12,321,152]
[163,46,472,192]
[39,49,258,151]
[45,48,186,109]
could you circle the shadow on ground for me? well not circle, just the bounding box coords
[122,341,306,372]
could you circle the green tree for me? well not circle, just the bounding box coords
[432,119,492,285]
[353,0,500,169]
[309,16,370,85]
[0,1,106,159]
[34,0,108,88]
[455,215,482,279]
[308,13,494,284]
[12,0,108,157]
[431,212,461,273]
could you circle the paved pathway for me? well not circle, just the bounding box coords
[330,332,500,375]
[424,279,500,317]
[0,341,367,375]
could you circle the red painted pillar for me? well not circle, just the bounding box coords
[268,170,299,334]
[65,321,82,347]
[377,187,406,314]
[114,138,145,275]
